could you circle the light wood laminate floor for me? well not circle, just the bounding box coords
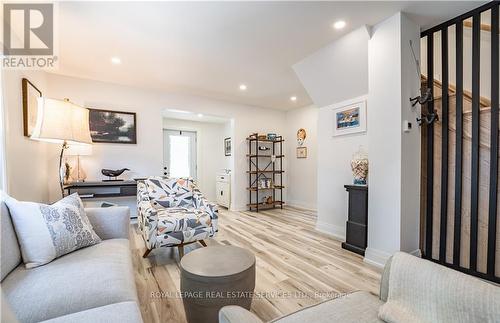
[130,207,381,323]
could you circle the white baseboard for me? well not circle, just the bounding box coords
[364,247,392,268]
[315,221,345,241]
[230,205,247,212]
[286,200,317,212]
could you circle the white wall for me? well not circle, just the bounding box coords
[365,12,421,266]
[285,105,318,210]
[292,13,421,262]
[2,70,51,202]
[293,26,371,238]
[400,14,422,255]
[366,13,403,263]
[293,26,370,108]
[44,73,287,210]
[162,118,227,201]
[316,96,369,239]
[0,71,6,191]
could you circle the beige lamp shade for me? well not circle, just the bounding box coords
[65,143,93,156]
[31,97,93,145]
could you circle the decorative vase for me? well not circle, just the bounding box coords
[351,147,368,185]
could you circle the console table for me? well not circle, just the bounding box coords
[341,185,368,256]
[63,180,140,199]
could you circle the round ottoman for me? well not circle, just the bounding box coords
[180,245,256,323]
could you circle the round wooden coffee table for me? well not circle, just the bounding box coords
[180,245,256,323]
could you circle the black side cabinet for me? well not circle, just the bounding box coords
[341,185,368,256]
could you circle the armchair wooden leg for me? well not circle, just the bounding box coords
[199,240,207,247]
[143,249,152,258]
[178,245,184,258]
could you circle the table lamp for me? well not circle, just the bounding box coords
[30,97,92,196]
[66,143,93,182]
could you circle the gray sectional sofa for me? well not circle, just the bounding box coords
[0,201,143,323]
[219,252,500,323]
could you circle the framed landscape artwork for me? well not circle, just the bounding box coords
[22,78,42,137]
[332,100,367,136]
[89,108,137,144]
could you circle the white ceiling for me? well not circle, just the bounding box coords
[51,1,485,110]
[163,109,229,124]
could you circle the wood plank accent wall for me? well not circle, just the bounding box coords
[420,2,500,283]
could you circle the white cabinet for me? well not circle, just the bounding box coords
[216,174,230,209]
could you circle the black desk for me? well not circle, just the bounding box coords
[64,180,140,199]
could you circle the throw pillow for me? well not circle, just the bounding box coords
[4,193,101,268]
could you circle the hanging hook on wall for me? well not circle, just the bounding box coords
[416,112,439,126]
[408,40,437,126]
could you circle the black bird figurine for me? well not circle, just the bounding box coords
[101,168,130,181]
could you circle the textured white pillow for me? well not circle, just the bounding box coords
[5,193,101,268]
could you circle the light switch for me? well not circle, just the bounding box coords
[403,120,412,133]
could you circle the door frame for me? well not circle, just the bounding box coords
[163,129,198,180]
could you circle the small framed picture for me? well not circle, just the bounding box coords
[297,147,307,158]
[332,100,367,136]
[224,137,231,156]
[22,78,42,137]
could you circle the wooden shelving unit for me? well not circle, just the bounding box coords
[246,133,284,212]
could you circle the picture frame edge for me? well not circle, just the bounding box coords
[332,99,367,137]
[88,108,137,144]
[21,77,42,138]
[224,137,231,156]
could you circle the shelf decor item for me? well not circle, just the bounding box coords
[66,143,93,182]
[101,168,130,181]
[246,133,284,212]
[351,146,368,185]
[89,108,137,144]
[332,100,367,136]
[267,133,277,140]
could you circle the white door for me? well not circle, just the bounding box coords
[163,129,197,180]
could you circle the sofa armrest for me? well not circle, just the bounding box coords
[379,255,393,302]
[193,189,219,219]
[219,306,263,323]
[85,207,130,240]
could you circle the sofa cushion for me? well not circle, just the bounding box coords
[1,288,20,323]
[378,252,500,323]
[5,193,101,268]
[2,239,137,323]
[272,291,383,323]
[39,301,142,323]
[0,198,21,281]
[157,207,214,233]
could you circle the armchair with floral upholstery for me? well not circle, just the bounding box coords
[137,177,218,258]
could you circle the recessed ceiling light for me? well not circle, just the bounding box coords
[166,109,191,114]
[333,20,346,30]
[239,84,247,91]
[290,96,297,102]
[197,113,203,118]
[111,57,121,65]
